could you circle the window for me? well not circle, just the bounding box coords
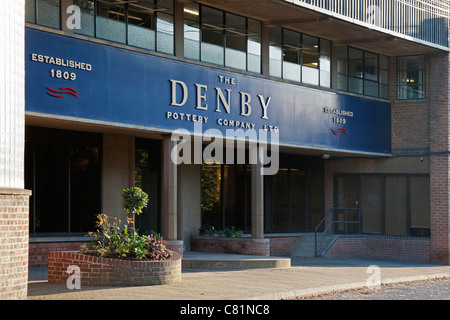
[127,1,157,51]
[397,55,426,100]
[25,127,102,234]
[26,0,174,54]
[134,139,161,234]
[74,0,95,37]
[335,174,430,237]
[337,46,389,99]
[201,163,251,232]
[96,0,127,43]
[185,4,262,74]
[184,2,200,60]
[265,154,324,233]
[269,27,331,88]
[26,0,61,29]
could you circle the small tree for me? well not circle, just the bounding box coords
[122,187,149,234]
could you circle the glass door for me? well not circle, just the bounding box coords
[335,175,359,234]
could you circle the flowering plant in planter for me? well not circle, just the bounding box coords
[82,213,173,261]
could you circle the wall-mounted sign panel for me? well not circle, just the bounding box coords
[25,28,391,155]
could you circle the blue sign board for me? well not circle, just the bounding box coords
[25,28,391,155]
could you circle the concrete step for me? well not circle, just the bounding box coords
[182,251,291,270]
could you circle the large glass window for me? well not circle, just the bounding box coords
[269,27,331,88]
[25,127,102,234]
[26,0,61,29]
[127,1,157,51]
[397,55,426,100]
[96,0,127,44]
[183,2,200,60]
[269,27,283,78]
[74,0,95,37]
[156,0,174,54]
[134,139,161,234]
[265,154,324,233]
[27,0,174,54]
[186,4,261,73]
[335,174,430,237]
[337,46,389,99]
[201,163,251,232]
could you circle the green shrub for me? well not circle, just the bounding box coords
[84,213,173,261]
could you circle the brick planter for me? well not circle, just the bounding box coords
[48,251,182,286]
[191,236,270,256]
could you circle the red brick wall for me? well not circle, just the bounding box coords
[268,237,300,256]
[191,236,270,256]
[389,56,431,154]
[29,241,91,267]
[326,236,431,263]
[48,251,182,286]
[0,188,32,300]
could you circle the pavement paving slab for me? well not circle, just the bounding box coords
[27,252,450,301]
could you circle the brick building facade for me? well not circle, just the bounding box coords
[1,0,450,299]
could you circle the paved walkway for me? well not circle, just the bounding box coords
[27,252,450,300]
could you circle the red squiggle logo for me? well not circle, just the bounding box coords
[331,128,348,136]
[47,86,79,98]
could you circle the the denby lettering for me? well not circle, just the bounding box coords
[169,79,271,120]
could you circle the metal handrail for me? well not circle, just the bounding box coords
[314,207,362,257]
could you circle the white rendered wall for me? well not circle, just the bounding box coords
[0,1,25,189]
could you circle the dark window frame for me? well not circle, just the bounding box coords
[334,173,430,237]
[25,126,102,235]
[397,54,426,100]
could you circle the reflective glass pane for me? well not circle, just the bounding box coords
[360,176,382,234]
[302,35,319,86]
[348,47,363,78]
[225,13,246,70]
[385,176,407,236]
[247,19,261,74]
[364,80,378,97]
[410,176,430,236]
[128,1,156,51]
[156,0,174,54]
[364,52,378,81]
[283,29,301,82]
[397,55,425,99]
[184,2,200,60]
[74,0,94,37]
[201,7,224,65]
[269,27,282,78]
[37,0,60,29]
[26,0,36,23]
[96,0,126,43]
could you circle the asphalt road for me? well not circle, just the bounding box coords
[301,277,450,300]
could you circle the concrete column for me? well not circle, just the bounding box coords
[102,134,135,221]
[0,1,31,300]
[251,160,264,239]
[161,136,178,241]
[174,0,185,58]
[261,22,270,77]
[177,164,201,251]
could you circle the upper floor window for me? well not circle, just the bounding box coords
[397,55,426,100]
[337,46,389,99]
[26,0,174,55]
[269,27,331,88]
[26,0,61,30]
[183,4,262,74]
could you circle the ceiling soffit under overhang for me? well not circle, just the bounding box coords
[191,0,446,56]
